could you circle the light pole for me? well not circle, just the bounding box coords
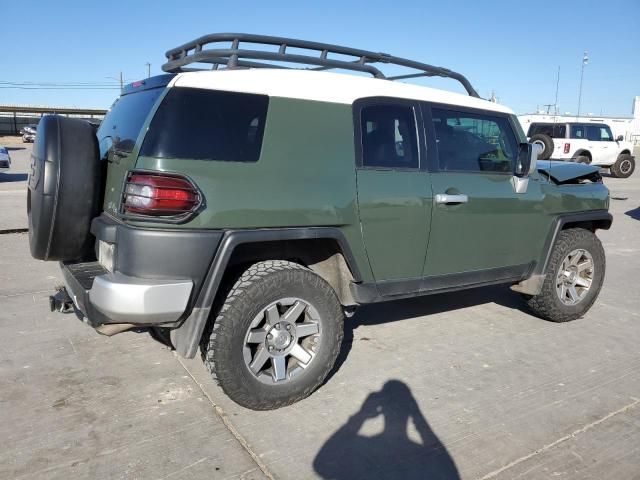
[145,62,151,78]
[576,51,588,119]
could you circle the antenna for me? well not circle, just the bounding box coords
[553,66,560,115]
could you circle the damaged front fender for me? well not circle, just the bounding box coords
[537,160,602,184]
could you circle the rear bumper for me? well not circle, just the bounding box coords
[62,262,193,326]
[62,213,223,328]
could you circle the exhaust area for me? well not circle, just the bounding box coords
[95,324,137,336]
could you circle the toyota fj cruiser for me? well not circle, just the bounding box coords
[28,34,612,410]
[527,121,635,178]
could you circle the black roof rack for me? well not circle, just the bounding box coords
[162,33,480,98]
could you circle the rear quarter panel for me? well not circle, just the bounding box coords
[134,96,372,281]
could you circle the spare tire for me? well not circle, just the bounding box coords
[529,134,554,160]
[28,115,101,261]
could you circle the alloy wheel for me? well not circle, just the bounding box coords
[555,249,594,306]
[243,297,321,384]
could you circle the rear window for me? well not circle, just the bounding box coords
[360,104,419,169]
[528,123,566,138]
[97,87,164,155]
[140,88,269,162]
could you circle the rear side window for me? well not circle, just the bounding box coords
[528,123,566,138]
[432,108,517,173]
[360,104,419,169]
[140,88,269,162]
[98,87,164,155]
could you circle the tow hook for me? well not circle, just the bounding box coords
[49,286,74,314]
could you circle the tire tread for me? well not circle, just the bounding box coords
[526,228,605,322]
[202,260,344,410]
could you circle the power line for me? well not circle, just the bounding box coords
[0,86,120,90]
[0,80,121,87]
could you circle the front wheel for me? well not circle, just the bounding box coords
[525,228,605,322]
[610,154,635,178]
[203,260,344,410]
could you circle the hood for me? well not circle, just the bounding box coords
[536,160,601,184]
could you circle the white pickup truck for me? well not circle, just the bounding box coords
[527,122,635,178]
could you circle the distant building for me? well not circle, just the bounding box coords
[518,96,640,145]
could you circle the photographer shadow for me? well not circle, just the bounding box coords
[313,380,460,480]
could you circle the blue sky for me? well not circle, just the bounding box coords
[2,0,638,116]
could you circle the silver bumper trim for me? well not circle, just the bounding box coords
[88,272,193,324]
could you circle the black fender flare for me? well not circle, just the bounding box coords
[512,210,612,295]
[170,227,362,358]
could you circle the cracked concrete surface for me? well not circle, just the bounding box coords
[1,141,639,479]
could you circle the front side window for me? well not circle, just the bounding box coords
[431,108,517,173]
[586,125,613,142]
[140,88,269,162]
[360,104,419,169]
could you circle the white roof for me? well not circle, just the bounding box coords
[170,69,512,114]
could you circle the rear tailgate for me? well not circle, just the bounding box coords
[98,75,174,218]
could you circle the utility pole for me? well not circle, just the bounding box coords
[106,73,124,94]
[145,62,151,78]
[577,51,588,119]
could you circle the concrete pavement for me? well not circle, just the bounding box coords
[1,138,639,479]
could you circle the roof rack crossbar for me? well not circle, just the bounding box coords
[162,33,480,98]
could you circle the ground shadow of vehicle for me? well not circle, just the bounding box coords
[0,173,28,182]
[5,146,26,151]
[313,380,460,480]
[327,284,526,383]
[624,207,640,221]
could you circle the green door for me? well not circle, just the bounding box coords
[355,101,432,283]
[423,107,550,277]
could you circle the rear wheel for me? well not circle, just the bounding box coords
[203,260,344,410]
[525,228,605,322]
[575,155,591,164]
[610,154,635,178]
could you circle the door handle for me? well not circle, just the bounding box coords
[435,193,468,205]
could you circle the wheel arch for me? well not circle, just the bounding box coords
[545,211,611,271]
[573,149,592,160]
[170,228,362,358]
[511,211,611,296]
[619,149,631,156]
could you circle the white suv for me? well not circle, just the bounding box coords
[527,122,635,178]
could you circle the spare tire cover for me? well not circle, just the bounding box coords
[28,115,101,261]
[529,133,554,160]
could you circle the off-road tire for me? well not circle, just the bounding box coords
[525,228,605,322]
[610,154,635,178]
[530,133,554,160]
[202,260,344,410]
[575,155,591,164]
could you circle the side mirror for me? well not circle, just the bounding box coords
[616,135,624,142]
[515,143,535,177]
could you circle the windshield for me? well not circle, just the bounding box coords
[97,87,164,157]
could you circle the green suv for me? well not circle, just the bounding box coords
[28,34,611,410]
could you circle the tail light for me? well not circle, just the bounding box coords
[564,143,571,154]
[123,172,201,217]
